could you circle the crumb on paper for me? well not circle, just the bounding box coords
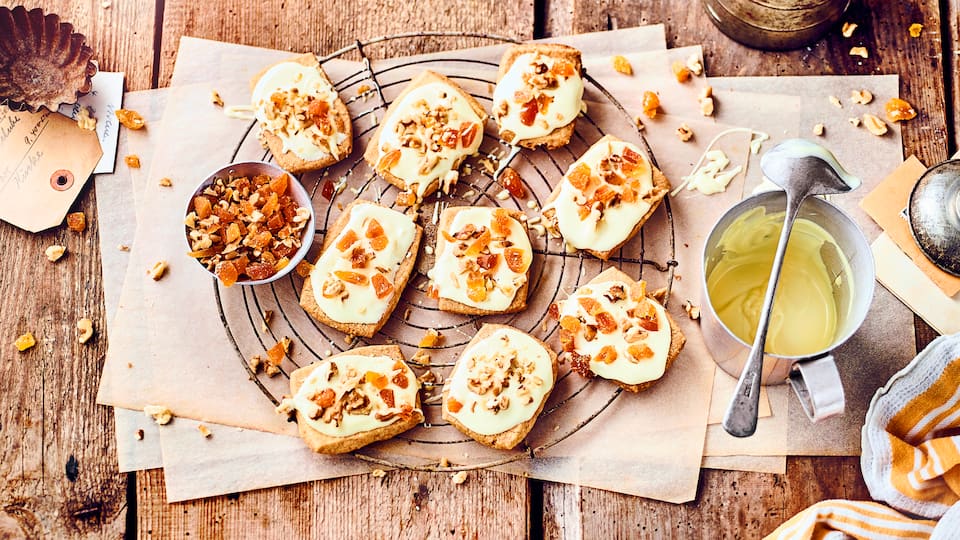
[211,90,224,107]
[686,53,703,76]
[66,212,86,232]
[828,95,843,109]
[611,55,633,76]
[682,300,701,320]
[125,154,141,168]
[45,245,66,262]
[841,22,857,38]
[144,405,173,425]
[633,115,645,131]
[699,96,714,117]
[76,107,96,131]
[115,109,146,130]
[812,123,825,136]
[198,424,212,438]
[850,89,873,105]
[76,318,94,344]
[14,332,36,352]
[371,469,386,478]
[863,113,888,136]
[149,260,168,281]
[261,310,274,332]
[158,177,173,187]
[850,46,869,59]
[451,471,468,485]
[848,117,862,127]
[671,60,692,83]
[118,244,130,251]
[676,123,694,142]
[134,429,144,440]
[909,23,923,38]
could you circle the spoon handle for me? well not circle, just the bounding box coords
[722,193,804,437]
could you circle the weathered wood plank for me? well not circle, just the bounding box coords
[156,0,538,87]
[137,468,529,538]
[0,0,157,91]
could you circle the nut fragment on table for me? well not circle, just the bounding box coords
[828,95,843,109]
[812,123,825,136]
[909,23,923,38]
[862,113,889,136]
[841,22,858,38]
[66,212,86,232]
[125,154,141,168]
[686,53,703,76]
[371,469,387,478]
[451,471,468,485]
[611,55,633,76]
[45,245,66,262]
[115,108,146,130]
[149,260,168,280]
[885,97,917,122]
[144,405,173,425]
[676,123,694,142]
[261,310,274,332]
[850,89,873,105]
[211,90,224,107]
[850,46,869,59]
[14,332,36,352]
[76,318,94,344]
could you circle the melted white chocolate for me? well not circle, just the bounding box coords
[492,52,584,143]
[376,81,485,198]
[445,328,554,436]
[558,280,672,385]
[252,61,348,161]
[428,207,533,312]
[293,354,420,437]
[544,138,656,252]
[309,203,417,324]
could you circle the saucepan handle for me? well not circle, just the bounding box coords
[788,356,846,422]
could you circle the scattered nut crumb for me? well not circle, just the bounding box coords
[611,55,633,76]
[812,123,825,136]
[144,405,173,425]
[496,189,511,201]
[211,90,224,107]
[127,362,134,368]
[526,200,538,210]
[198,424,212,438]
[850,46,869,59]
[45,245,66,262]
[863,113,888,136]
[699,96,715,116]
[451,471,468,485]
[14,332,36,352]
[248,354,264,373]
[841,22,858,38]
[412,350,431,365]
[125,154,141,168]
[850,89,873,105]
[700,86,713,99]
[909,23,923,38]
[134,429,144,440]
[682,300,701,320]
[357,84,372,96]
[77,318,94,344]
[66,212,86,232]
[158,177,173,187]
[828,95,843,109]
[118,244,130,251]
[686,53,703,76]
[439,457,450,467]
[675,123,694,142]
[261,310,273,332]
[370,469,387,478]
[633,115,645,130]
[76,107,97,131]
[149,260,168,281]
[848,117,862,127]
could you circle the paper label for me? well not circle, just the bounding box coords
[59,71,125,174]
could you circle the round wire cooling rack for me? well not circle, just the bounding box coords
[213,32,678,472]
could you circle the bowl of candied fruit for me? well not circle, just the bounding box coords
[184,161,315,286]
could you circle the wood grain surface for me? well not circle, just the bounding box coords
[0,0,954,538]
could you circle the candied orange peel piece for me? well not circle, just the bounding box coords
[115,109,146,130]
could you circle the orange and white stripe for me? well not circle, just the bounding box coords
[763,500,936,539]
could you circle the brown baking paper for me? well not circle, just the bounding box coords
[0,106,102,232]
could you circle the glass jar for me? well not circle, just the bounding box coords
[702,0,851,50]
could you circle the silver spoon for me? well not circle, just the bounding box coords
[722,139,861,437]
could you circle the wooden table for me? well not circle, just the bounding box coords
[0,0,951,537]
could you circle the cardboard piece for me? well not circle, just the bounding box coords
[0,107,102,232]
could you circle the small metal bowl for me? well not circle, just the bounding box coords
[185,161,316,286]
[908,159,960,277]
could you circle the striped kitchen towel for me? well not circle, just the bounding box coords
[765,333,960,539]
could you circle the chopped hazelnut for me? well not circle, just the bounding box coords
[699,96,715,117]
[149,260,168,281]
[686,53,703,76]
[439,457,450,467]
[841,22,858,38]
[675,123,694,142]
[863,114,888,136]
[849,89,873,105]
[261,310,274,332]
[76,318,94,344]
[451,471,468,485]
[682,300,701,320]
[211,90,224,107]
[45,245,66,262]
[144,405,173,425]
[829,95,843,109]
[850,46,869,59]
[76,107,96,131]
[812,123,825,136]
[134,429,144,440]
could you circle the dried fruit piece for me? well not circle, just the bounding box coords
[466,272,487,302]
[464,230,492,257]
[265,337,291,366]
[491,209,512,236]
[578,296,602,316]
[317,388,335,408]
[671,60,691,83]
[211,90,224,107]
[459,122,479,147]
[66,212,86,232]
[504,247,528,273]
[419,328,442,348]
[15,332,36,352]
[336,229,359,251]
[365,371,388,389]
[519,98,538,126]
[377,148,401,171]
[885,97,917,122]
[567,163,594,191]
[909,23,923,38]
[642,91,660,119]
[321,179,335,200]
[862,113,889,136]
[497,167,526,198]
[246,262,278,280]
[371,272,394,299]
[333,270,368,286]
[215,260,239,287]
[595,311,618,333]
[628,343,654,361]
[76,318,94,344]
[447,397,463,413]
[595,345,617,364]
[115,109,146,130]
[612,55,633,76]
[295,260,313,278]
[159,177,173,187]
[45,245,66,262]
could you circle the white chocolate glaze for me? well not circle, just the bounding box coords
[293,354,420,437]
[445,328,554,436]
[492,52,583,143]
[252,61,348,161]
[428,207,533,312]
[309,203,417,324]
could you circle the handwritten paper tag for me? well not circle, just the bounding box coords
[0,106,102,232]
[58,71,125,174]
